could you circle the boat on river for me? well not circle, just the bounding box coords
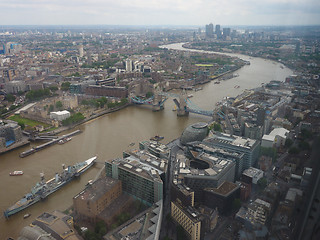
[150,135,164,141]
[58,137,72,145]
[9,171,23,176]
[4,156,96,218]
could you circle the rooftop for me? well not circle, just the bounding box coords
[204,181,239,196]
[104,200,163,240]
[188,141,244,159]
[73,177,120,202]
[173,150,235,185]
[29,211,81,240]
[110,154,163,182]
[124,149,168,172]
[243,167,264,178]
[205,132,258,150]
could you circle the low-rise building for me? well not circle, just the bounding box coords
[203,181,240,214]
[73,177,122,224]
[242,167,264,185]
[104,200,163,240]
[85,85,128,98]
[248,199,271,225]
[50,110,71,121]
[0,120,22,149]
[18,211,82,240]
[261,127,289,148]
[236,198,272,227]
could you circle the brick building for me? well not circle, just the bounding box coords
[73,177,122,223]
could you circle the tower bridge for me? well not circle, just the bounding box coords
[131,91,214,117]
[130,92,168,111]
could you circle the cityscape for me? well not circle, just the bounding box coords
[0,7,320,240]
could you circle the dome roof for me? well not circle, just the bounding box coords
[180,122,208,145]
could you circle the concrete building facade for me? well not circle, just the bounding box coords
[105,155,164,205]
[204,132,260,171]
[171,200,202,240]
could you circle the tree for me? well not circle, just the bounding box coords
[95,221,107,237]
[55,101,63,110]
[18,122,25,130]
[120,98,128,104]
[97,97,107,108]
[213,122,222,132]
[49,105,54,112]
[62,112,85,126]
[49,86,58,92]
[6,94,16,102]
[61,82,71,91]
[26,89,51,101]
[9,104,18,111]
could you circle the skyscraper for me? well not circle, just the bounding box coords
[215,25,221,39]
[78,44,84,58]
[223,28,231,39]
[205,23,214,38]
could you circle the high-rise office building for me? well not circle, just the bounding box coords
[125,59,133,72]
[105,152,166,205]
[205,23,214,38]
[215,25,221,39]
[223,28,231,39]
[171,200,202,240]
[78,44,84,58]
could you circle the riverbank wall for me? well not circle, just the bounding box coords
[50,103,131,135]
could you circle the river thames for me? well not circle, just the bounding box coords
[0,43,292,239]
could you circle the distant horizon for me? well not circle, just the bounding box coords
[0,0,319,26]
[0,24,319,29]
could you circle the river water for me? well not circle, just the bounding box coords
[0,43,292,239]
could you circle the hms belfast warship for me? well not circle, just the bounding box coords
[4,156,97,218]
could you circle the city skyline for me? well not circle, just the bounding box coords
[0,0,319,26]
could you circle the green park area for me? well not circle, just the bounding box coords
[8,115,50,129]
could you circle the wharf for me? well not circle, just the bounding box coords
[0,139,30,155]
[19,130,81,158]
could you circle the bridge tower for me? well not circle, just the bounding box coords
[177,93,189,116]
[152,91,164,111]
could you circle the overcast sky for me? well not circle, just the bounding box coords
[0,0,319,26]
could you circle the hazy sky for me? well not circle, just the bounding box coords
[0,0,319,26]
